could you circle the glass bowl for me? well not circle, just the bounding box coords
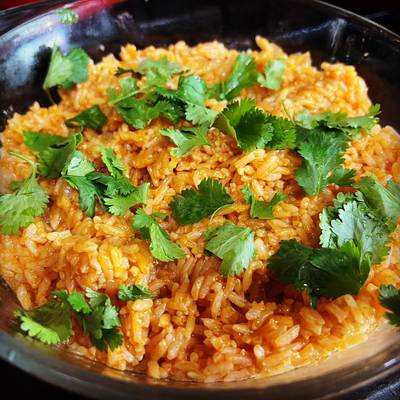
[0,1,400,398]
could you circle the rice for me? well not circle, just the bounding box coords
[1,36,400,382]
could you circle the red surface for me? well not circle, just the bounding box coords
[0,0,40,8]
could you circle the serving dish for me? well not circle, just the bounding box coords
[0,0,400,399]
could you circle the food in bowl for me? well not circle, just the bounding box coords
[0,34,399,383]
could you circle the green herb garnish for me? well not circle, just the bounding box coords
[242,185,286,219]
[118,284,156,301]
[257,59,286,90]
[160,125,210,156]
[170,178,234,225]
[379,284,400,326]
[0,152,48,235]
[204,222,255,277]
[210,53,258,100]
[65,105,107,131]
[56,9,79,25]
[23,131,82,179]
[16,288,123,351]
[43,46,89,91]
[132,209,185,262]
[214,98,273,152]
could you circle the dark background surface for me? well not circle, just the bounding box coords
[0,0,400,399]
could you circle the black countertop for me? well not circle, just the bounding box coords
[1,1,400,399]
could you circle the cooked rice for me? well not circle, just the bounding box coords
[1,36,400,382]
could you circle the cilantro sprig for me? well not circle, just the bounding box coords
[15,283,159,349]
[214,98,273,152]
[23,131,82,179]
[0,152,49,234]
[170,178,234,225]
[379,284,400,326]
[295,104,380,138]
[242,185,286,219]
[204,222,255,277]
[16,300,73,345]
[43,46,89,92]
[160,125,210,156]
[268,239,371,307]
[269,175,400,306]
[56,9,79,25]
[295,130,349,196]
[108,61,217,129]
[63,148,149,217]
[155,74,217,127]
[16,288,123,351]
[66,105,107,131]
[132,209,185,262]
[137,57,182,89]
[257,59,286,90]
[118,284,156,301]
[210,53,258,100]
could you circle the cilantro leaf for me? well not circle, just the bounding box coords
[242,185,286,219]
[109,72,214,128]
[65,291,91,314]
[132,209,185,262]
[102,183,149,216]
[0,152,48,234]
[214,99,273,152]
[379,284,400,326]
[185,103,218,127]
[98,148,149,214]
[56,8,79,25]
[266,115,297,150]
[319,194,390,264]
[204,222,255,277]
[137,57,181,89]
[24,131,82,179]
[62,149,148,217]
[100,147,125,177]
[152,99,185,124]
[295,130,348,195]
[23,131,67,152]
[211,53,258,100]
[107,78,139,107]
[327,167,356,186]
[355,176,400,230]
[78,288,123,351]
[16,288,123,351]
[85,288,120,328]
[88,172,133,198]
[170,178,234,225]
[214,98,255,136]
[62,152,99,217]
[157,74,216,126]
[118,284,156,301]
[114,66,140,77]
[268,239,371,304]
[62,151,96,177]
[90,327,123,351]
[176,74,207,105]
[295,104,380,137]
[257,59,286,90]
[65,105,107,131]
[114,97,163,129]
[43,46,89,91]
[65,175,100,217]
[15,301,73,345]
[160,125,210,156]
[233,108,274,152]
